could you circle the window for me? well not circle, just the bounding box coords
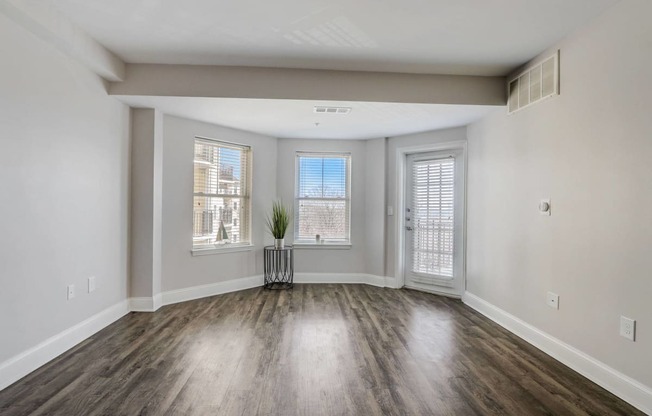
[295,152,351,244]
[193,138,251,249]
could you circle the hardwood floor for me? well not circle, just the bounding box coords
[0,285,643,415]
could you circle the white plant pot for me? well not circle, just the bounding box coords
[274,238,285,249]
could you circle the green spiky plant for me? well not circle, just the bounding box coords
[265,200,292,239]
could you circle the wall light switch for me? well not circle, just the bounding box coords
[546,292,559,309]
[387,206,394,216]
[67,284,75,300]
[88,276,96,293]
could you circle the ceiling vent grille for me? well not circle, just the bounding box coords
[314,106,352,115]
[508,50,559,114]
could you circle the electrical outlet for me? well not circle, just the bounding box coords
[546,292,559,309]
[88,276,96,293]
[387,206,394,216]
[620,316,636,341]
[67,284,75,300]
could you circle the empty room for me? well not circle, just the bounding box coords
[0,0,650,415]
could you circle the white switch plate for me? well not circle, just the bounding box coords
[67,284,75,300]
[620,316,636,341]
[88,276,96,293]
[387,206,394,216]
[546,292,559,309]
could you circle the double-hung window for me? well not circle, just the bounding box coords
[295,152,351,244]
[193,138,251,249]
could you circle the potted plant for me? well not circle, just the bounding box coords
[266,200,291,249]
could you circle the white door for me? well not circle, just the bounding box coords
[404,150,465,297]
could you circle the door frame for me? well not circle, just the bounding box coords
[393,140,467,297]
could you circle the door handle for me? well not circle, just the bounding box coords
[405,226,413,231]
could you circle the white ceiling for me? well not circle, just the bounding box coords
[50,0,617,76]
[47,0,615,139]
[117,96,499,140]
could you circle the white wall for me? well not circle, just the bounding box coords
[0,14,130,363]
[466,0,652,389]
[161,115,277,291]
[385,127,468,277]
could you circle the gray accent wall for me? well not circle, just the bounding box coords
[466,0,652,388]
[0,13,130,363]
[160,116,278,292]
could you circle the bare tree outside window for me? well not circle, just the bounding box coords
[295,153,351,243]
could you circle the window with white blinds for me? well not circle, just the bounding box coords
[411,157,454,278]
[295,152,351,243]
[193,138,251,249]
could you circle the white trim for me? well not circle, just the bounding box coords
[191,244,254,256]
[394,140,467,292]
[162,275,264,306]
[293,243,352,250]
[294,273,398,288]
[403,285,461,299]
[129,297,152,312]
[128,293,163,312]
[462,292,652,415]
[153,293,163,310]
[140,273,400,312]
[0,300,130,391]
[163,274,398,306]
[194,135,252,150]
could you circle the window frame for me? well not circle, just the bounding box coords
[191,136,253,255]
[294,151,352,246]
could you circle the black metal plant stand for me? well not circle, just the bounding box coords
[263,245,294,289]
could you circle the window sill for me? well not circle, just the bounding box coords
[293,243,352,250]
[191,244,254,256]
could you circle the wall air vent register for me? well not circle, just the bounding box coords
[313,106,352,114]
[508,50,560,114]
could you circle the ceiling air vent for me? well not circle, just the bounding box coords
[508,50,559,114]
[314,106,352,115]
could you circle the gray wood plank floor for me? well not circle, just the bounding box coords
[0,285,644,415]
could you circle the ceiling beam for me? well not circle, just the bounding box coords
[0,0,125,81]
[110,64,506,106]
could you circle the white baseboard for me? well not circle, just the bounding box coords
[129,293,162,312]
[294,273,398,288]
[162,274,264,306]
[160,273,398,307]
[462,292,652,415]
[0,300,130,392]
